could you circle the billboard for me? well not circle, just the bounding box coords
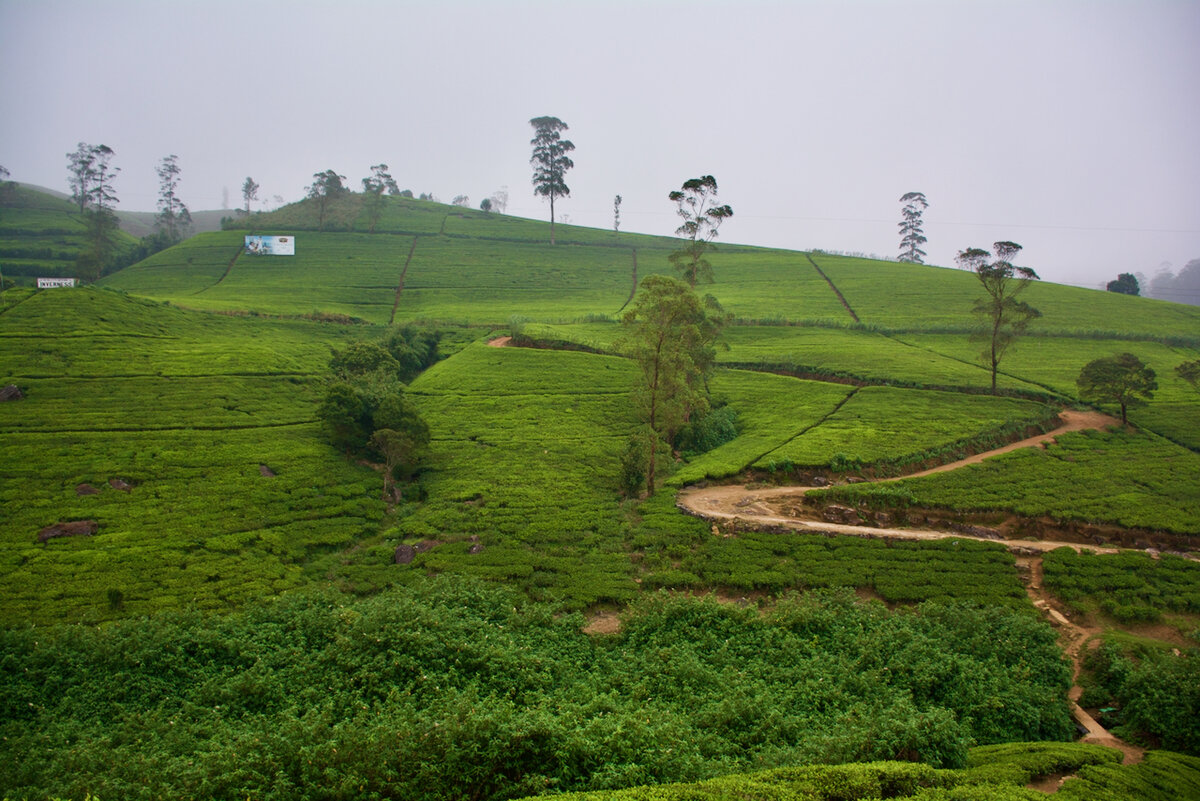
[244,235,295,256]
[37,277,77,288]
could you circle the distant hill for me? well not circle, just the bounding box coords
[0,183,139,282]
[13,182,228,238]
[114,207,228,238]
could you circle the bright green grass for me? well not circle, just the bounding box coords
[683,530,1029,607]
[395,237,639,323]
[815,254,1200,340]
[104,230,413,323]
[504,322,1052,395]
[892,332,1200,447]
[669,370,853,485]
[1043,547,1200,619]
[753,386,1056,470]
[820,427,1200,534]
[0,185,139,280]
[0,424,381,624]
[365,343,640,607]
[0,289,383,624]
[98,232,243,296]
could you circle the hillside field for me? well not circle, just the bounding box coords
[2,189,1199,799]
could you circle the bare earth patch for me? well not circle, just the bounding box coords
[582,611,621,635]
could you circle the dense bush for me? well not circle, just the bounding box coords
[0,578,1076,800]
[1081,640,1200,755]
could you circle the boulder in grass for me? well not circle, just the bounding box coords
[109,478,132,492]
[394,544,416,564]
[0,384,23,401]
[259,464,276,477]
[75,483,101,496]
[38,520,98,542]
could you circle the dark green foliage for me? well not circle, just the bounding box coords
[328,340,401,378]
[1076,352,1157,424]
[385,324,441,381]
[1080,640,1200,755]
[675,404,739,456]
[0,579,1077,800]
[1106,273,1140,295]
[318,380,371,452]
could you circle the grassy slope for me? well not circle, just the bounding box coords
[0,289,381,622]
[0,184,140,281]
[5,191,1200,797]
[4,193,1199,622]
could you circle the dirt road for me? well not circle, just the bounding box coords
[677,409,1123,555]
[677,408,1147,763]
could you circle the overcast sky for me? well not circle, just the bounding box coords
[2,0,1198,287]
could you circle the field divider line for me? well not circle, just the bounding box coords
[746,386,861,467]
[806,254,860,323]
[389,237,420,325]
[7,420,315,434]
[882,331,1069,400]
[194,243,246,295]
[0,291,37,317]
[615,248,638,315]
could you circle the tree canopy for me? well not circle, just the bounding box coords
[1077,352,1157,425]
[154,154,192,245]
[619,275,727,494]
[1106,273,1140,295]
[529,116,575,244]
[667,175,733,287]
[957,241,1040,394]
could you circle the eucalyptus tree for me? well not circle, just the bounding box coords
[66,143,121,281]
[241,176,259,216]
[362,164,398,232]
[668,175,733,287]
[897,191,928,263]
[956,241,1040,394]
[529,116,574,244]
[613,194,622,233]
[619,275,727,494]
[154,155,192,244]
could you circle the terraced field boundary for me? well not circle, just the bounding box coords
[194,242,246,294]
[389,236,421,324]
[808,254,859,323]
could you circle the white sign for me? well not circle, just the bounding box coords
[244,235,295,256]
[37,278,77,288]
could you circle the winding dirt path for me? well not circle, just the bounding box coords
[679,408,1149,763]
[678,410,1122,554]
[1020,554,1145,765]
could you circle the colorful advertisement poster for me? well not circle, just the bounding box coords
[244,235,295,256]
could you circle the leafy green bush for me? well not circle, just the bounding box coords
[0,579,1078,800]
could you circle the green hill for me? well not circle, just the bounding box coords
[0,184,141,284]
[2,191,1199,799]
[1,192,1195,622]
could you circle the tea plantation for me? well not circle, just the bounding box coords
[3,188,1199,799]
